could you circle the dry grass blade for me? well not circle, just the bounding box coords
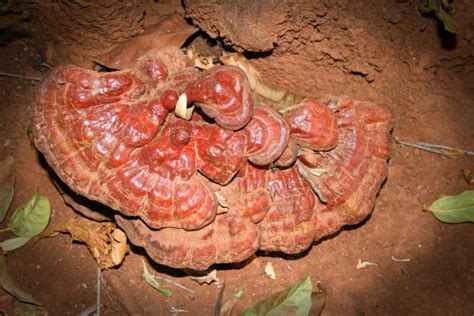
[0,72,42,81]
[152,274,197,300]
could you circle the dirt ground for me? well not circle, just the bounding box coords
[0,1,473,315]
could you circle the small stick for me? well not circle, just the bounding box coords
[416,142,474,156]
[295,160,328,203]
[153,275,197,300]
[0,71,42,81]
[82,267,101,316]
[96,266,101,316]
[79,305,97,316]
[396,138,473,158]
[214,283,225,316]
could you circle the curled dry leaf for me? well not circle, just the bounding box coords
[463,169,473,185]
[0,155,15,223]
[425,190,474,223]
[242,276,313,316]
[187,48,216,70]
[46,216,128,269]
[189,269,219,285]
[0,253,41,305]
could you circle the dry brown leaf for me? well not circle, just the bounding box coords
[189,269,219,285]
[187,48,217,70]
[46,216,128,269]
[463,169,473,185]
[97,14,197,69]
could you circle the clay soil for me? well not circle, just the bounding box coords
[0,1,473,315]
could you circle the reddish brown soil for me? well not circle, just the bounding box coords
[0,1,473,315]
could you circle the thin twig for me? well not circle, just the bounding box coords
[295,160,328,203]
[417,142,474,156]
[97,267,101,316]
[169,307,189,314]
[396,138,473,158]
[0,71,42,81]
[79,267,101,316]
[214,283,225,316]
[153,275,197,300]
[79,305,97,316]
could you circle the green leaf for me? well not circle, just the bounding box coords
[425,190,474,223]
[419,0,457,33]
[8,193,51,237]
[242,276,313,316]
[420,0,437,13]
[438,8,457,33]
[0,155,15,223]
[142,260,173,297]
[1,236,32,252]
[0,253,41,305]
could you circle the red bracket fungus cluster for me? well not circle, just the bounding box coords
[33,47,393,270]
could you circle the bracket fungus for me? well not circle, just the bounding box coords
[33,46,393,270]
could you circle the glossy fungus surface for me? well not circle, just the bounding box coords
[34,47,393,270]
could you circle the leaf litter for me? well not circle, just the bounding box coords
[189,269,219,285]
[45,216,128,269]
[0,155,15,223]
[142,260,173,297]
[241,276,323,316]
